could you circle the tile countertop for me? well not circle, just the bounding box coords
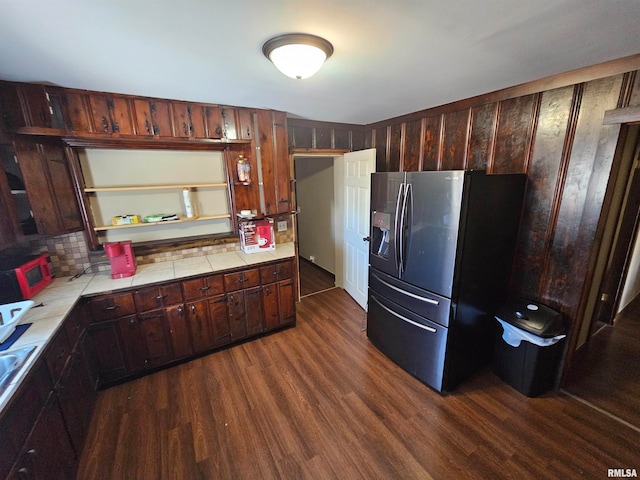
[0,243,295,413]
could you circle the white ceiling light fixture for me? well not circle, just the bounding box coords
[262,33,334,80]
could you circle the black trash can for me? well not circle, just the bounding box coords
[493,298,566,397]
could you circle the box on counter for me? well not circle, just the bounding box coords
[111,214,141,226]
[239,217,275,254]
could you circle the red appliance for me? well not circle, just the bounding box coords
[104,241,137,279]
[0,253,54,303]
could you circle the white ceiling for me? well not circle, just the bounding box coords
[1,0,640,125]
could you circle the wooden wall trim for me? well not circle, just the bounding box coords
[367,53,640,129]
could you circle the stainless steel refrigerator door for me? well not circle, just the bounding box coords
[369,172,406,278]
[401,171,465,298]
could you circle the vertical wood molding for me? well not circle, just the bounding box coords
[399,122,407,172]
[487,101,500,173]
[419,117,426,171]
[523,93,542,173]
[617,70,637,108]
[436,114,444,170]
[538,83,583,300]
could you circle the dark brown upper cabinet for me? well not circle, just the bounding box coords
[10,139,83,237]
[87,94,135,135]
[204,105,224,139]
[133,98,173,137]
[255,110,290,215]
[0,82,66,132]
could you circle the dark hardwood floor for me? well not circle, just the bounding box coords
[299,257,335,297]
[563,298,640,429]
[77,288,640,479]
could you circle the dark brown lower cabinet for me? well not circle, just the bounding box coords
[227,286,264,339]
[6,392,76,480]
[87,319,128,383]
[263,279,296,330]
[56,332,98,455]
[86,260,295,387]
[166,304,193,359]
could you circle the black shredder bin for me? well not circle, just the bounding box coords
[493,298,566,397]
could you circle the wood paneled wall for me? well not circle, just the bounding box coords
[368,61,640,368]
[288,54,640,372]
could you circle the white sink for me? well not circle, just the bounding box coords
[0,300,35,343]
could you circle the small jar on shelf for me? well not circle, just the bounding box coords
[236,154,251,185]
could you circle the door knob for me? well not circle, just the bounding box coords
[363,236,371,242]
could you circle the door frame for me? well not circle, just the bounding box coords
[290,149,348,301]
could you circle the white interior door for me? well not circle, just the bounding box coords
[343,148,376,309]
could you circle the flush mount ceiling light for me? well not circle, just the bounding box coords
[262,33,333,80]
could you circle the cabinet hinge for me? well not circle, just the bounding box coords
[601,293,610,302]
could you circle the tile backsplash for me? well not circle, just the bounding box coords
[12,218,296,278]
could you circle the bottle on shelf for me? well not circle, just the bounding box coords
[182,187,194,218]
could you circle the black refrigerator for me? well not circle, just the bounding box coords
[366,170,525,392]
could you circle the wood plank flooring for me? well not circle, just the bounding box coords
[77,288,640,479]
[299,258,335,297]
[563,298,640,428]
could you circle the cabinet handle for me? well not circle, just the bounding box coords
[178,306,183,316]
[105,305,120,311]
[183,122,188,135]
[145,119,151,135]
[239,277,248,283]
[249,289,262,296]
[265,286,271,295]
[191,304,196,314]
[112,121,120,133]
[214,297,226,304]
[154,294,167,301]
[101,116,109,133]
[56,349,67,359]
[246,126,251,138]
[215,125,222,137]
[153,124,160,135]
[283,282,293,287]
[190,122,195,135]
[129,318,136,328]
[199,286,211,292]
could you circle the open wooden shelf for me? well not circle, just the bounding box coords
[93,214,231,231]
[85,183,227,192]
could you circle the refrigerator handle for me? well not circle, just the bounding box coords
[394,183,404,270]
[399,182,411,273]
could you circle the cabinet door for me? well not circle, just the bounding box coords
[87,319,128,383]
[137,310,173,368]
[0,159,18,249]
[235,108,253,140]
[172,102,191,138]
[246,286,264,335]
[189,104,207,138]
[8,393,76,480]
[260,260,294,283]
[227,290,247,340]
[40,143,83,231]
[62,91,92,133]
[109,96,134,135]
[88,94,114,134]
[133,98,154,136]
[166,304,193,359]
[186,300,214,354]
[256,110,290,215]
[262,280,295,331]
[56,335,97,456]
[207,294,231,346]
[12,139,82,236]
[20,83,53,128]
[44,327,71,385]
[204,105,224,139]
[150,100,173,137]
[272,111,291,214]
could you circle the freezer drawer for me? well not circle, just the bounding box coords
[367,292,449,392]
[369,268,451,327]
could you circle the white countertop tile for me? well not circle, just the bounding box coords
[206,251,247,271]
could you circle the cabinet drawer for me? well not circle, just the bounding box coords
[224,268,260,291]
[89,292,136,321]
[182,274,224,301]
[134,283,183,312]
[260,260,293,283]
